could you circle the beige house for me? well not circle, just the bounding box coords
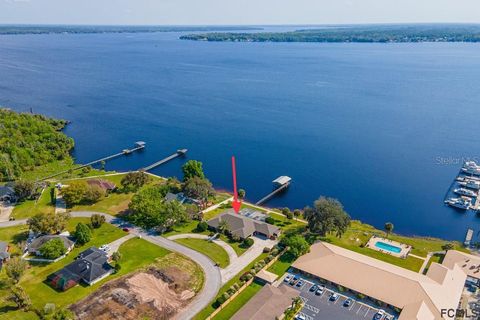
[231,284,298,320]
[291,242,467,320]
[207,210,280,239]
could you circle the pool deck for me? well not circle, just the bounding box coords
[365,236,412,259]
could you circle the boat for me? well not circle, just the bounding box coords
[462,161,480,175]
[454,188,478,197]
[445,197,472,210]
[458,180,480,190]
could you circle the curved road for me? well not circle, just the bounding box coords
[0,211,221,320]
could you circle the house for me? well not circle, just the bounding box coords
[0,241,10,269]
[207,210,280,239]
[231,284,298,320]
[291,242,467,320]
[27,235,75,257]
[86,179,116,192]
[47,247,113,291]
[164,192,200,205]
[0,183,15,202]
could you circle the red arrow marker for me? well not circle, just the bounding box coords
[231,156,241,213]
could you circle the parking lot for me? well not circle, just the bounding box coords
[281,273,396,320]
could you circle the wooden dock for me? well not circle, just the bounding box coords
[40,142,146,181]
[255,176,291,205]
[141,149,187,171]
[465,228,474,247]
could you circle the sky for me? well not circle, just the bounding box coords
[1,0,480,25]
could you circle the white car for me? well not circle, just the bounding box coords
[374,310,386,320]
[99,245,110,252]
[295,314,306,320]
[284,274,293,282]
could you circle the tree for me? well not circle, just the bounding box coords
[280,234,310,258]
[52,308,74,320]
[197,221,208,232]
[121,171,150,192]
[5,257,27,283]
[84,185,105,203]
[39,238,67,259]
[61,180,89,206]
[90,213,106,228]
[74,222,92,245]
[8,286,31,310]
[183,176,215,208]
[128,184,188,230]
[304,196,351,237]
[384,222,394,237]
[442,243,455,252]
[243,238,254,248]
[14,180,35,201]
[238,189,246,199]
[27,212,70,234]
[112,251,122,263]
[182,160,205,181]
[166,177,182,193]
[265,216,275,225]
[293,209,302,218]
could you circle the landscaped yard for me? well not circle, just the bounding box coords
[174,238,230,268]
[267,252,295,276]
[211,282,264,320]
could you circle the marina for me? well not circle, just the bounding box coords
[445,161,480,212]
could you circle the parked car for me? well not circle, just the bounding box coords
[122,228,130,232]
[343,298,354,307]
[296,280,304,287]
[309,284,318,292]
[329,293,339,302]
[284,274,293,283]
[295,314,306,320]
[374,310,386,320]
[384,315,394,320]
[99,245,110,252]
[315,285,325,296]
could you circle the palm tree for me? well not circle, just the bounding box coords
[218,220,230,235]
[442,243,454,252]
[384,222,394,238]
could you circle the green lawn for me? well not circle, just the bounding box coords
[193,253,269,320]
[0,236,170,320]
[11,186,56,220]
[211,282,264,320]
[267,252,295,276]
[175,238,230,268]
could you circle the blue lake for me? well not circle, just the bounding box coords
[1,30,480,241]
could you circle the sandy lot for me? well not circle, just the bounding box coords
[71,267,196,320]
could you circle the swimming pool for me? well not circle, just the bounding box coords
[374,241,402,253]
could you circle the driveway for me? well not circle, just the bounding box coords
[0,202,14,222]
[220,236,277,284]
[0,210,222,320]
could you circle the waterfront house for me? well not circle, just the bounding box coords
[207,210,280,240]
[86,179,116,192]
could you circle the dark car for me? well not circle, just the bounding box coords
[122,227,130,232]
[296,280,304,287]
[343,298,354,307]
[309,284,318,292]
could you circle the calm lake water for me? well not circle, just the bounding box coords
[1,29,480,241]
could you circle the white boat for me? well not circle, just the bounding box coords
[462,161,480,175]
[458,180,480,190]
[445,197,472,210]
[454,188,478,197]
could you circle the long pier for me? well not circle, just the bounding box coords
[141,149,188,171]
[40,141,146,181]
[255,176,291,205]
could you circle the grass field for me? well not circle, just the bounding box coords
[11,186,56,220]
[211,282,264,320]
[174,238,230,268]
[267,252,295,276]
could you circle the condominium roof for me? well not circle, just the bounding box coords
[292,242,466,320]
[442,249,480,279]
[207,210,280,238]
[231,284,298,320]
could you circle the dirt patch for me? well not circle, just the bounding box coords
[108,198,131,214]
[70,268,196,320]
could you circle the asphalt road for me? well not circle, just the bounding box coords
[0,211,222,320]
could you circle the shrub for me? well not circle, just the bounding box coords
[337,285,345,292]
[90,214,106,228]
[293,209,302,217]
[231,234,241,242]
[286,211,294,219]
[216,296,226,305]
[264,256,271,264]
[233,282,240,290]
[246,273,253,280]
[265,216,275,224]
[222,292,230,300]
[271,248,279,256]
[243,238,254,248]
[357,293,366,299]
[227,288,235,295]
[196,221,208,232]
[114,263,122,273]
[263,247,271,253]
